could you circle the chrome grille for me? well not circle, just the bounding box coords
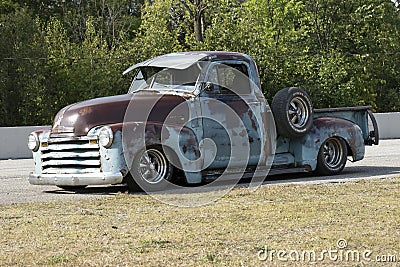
[41,137,101,174]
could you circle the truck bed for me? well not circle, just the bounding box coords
[314,106,379,145]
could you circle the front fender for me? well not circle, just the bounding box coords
[121,122,202,184]
[290,117,365,171]
[30,128,51,175]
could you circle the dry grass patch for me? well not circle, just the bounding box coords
[1,178,399,266]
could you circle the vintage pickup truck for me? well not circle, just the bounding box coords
[28,52,379,192]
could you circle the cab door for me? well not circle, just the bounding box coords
[199,61,262,170]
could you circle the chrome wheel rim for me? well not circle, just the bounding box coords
[138,149,168,184]
[288,96,310,129]
[323,138,344,168]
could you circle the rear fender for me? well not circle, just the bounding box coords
[289,117,365,171]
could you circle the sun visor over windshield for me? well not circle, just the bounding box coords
[123,53,208,75]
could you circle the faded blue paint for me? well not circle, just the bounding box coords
[272,152,295,166]
[28,53,377,188]
[121,121,203,184]
[29,110,371,185]
[288,117,365,171]
[275,137,290,154]
[314,107,370,141]
[99,130,127,175]
[31,130,50,174]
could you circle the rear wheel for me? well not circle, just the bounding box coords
[126,146,174,192]
[316,137,348,175]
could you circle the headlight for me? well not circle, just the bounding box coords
[27,133,39,152]
[98,126,113,148]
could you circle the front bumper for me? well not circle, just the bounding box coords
[29,172,124,186]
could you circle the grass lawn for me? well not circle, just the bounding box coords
[1,177,399,266]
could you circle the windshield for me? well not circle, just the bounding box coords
[128,63,206,93]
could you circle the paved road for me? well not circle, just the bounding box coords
[0,139,399,205]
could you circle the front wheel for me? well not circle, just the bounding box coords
[126,146,174,192]
[315,137,348,175]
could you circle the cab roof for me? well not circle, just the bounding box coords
[123,51,252,75]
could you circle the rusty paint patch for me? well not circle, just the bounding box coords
[79,107,93,116]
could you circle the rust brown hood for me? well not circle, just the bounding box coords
[52,92,187,136]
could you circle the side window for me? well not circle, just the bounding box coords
[207,63,251,95]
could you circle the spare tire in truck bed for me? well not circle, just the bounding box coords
[271,87,313,138]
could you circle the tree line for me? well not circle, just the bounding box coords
[1,0,399,126]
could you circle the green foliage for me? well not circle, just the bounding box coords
[0,0,399,126]
[132,0,183,61]
[0,0,19,14]
[0,7,47,126]
[42,15,131,120]
[0,1,137,126]
[205,0,400,110]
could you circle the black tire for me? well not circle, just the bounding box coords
[126,146,174,192]
[315,137,348,175]
[57,185,87,191]
[271,87,313,138]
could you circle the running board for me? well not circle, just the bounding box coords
[202,167,309,182]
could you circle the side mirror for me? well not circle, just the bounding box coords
[204,82,214,92]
